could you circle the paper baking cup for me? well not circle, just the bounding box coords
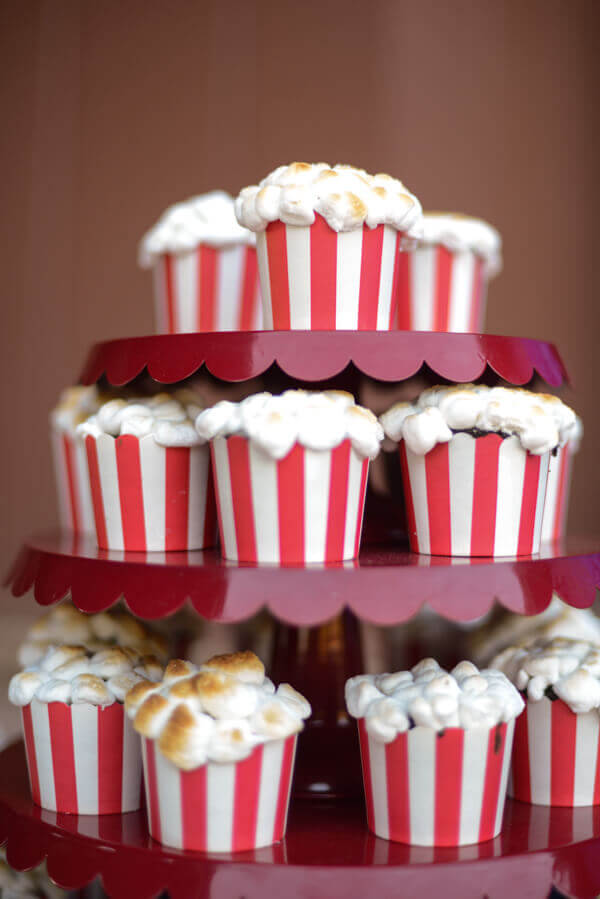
[152,245,262,333]
[50,428,95,535]
[510,696,600,806]
[399,433,550,557]
[142,735,296,852]
[85,433,217,551]
[541,444,575,543]
[255,215,402,330]
[358,719,514,845]
[395,245,487,332]
[20,698,142,814]
[211,436,369,563]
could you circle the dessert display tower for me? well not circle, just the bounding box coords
[3,330,600,899]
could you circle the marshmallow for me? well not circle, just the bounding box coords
[418,213,502,276]
[77,391,205,448]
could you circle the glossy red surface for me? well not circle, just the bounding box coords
[6,531,600,625]
[1,741,599,898]
[78,331,569,387]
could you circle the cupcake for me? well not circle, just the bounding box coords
[395,213,501,332]
[381,385,577,557]
[9,645,163,814]
[195,390,383,563]
[345,658,523,845]
[541,415,582,542]
[235,162,422,330]
[77,391,216,552]
[494,637,600,806]
[139,191,261,333]
[125,651,311,852]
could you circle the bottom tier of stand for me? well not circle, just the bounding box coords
[1,742,600,899]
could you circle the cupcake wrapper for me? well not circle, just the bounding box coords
[21,698,142,814]
[51,428,95,535]
[395,245,487,332]
[152,245,262,333]
[510,697,600,807]
[358,719,514,846]
[142,735,297,852]
[211,436,369,563]
[85,433,217,551]
[256,216,401,330]
[541,444,574,542]
[399,433,549,557]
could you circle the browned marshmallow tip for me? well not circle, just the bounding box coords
[157,704,198,769]
[204,650,265,683]
[134,693,170,737]
[163,659,196,682]
[125,679,159,713]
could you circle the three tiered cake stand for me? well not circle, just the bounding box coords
[3,330,600,899]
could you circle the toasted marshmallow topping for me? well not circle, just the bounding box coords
[50,385,102,434]
[18,603,169,667]
[346,660,523,741]
[380,385,577,456]
[419,213,502,276]
[125,651,311,769]
[139,190,255,268]
[235,162,423,236]
[77,390,205,448]
[493,637,600,714]
[195,390,383,461]
[9,645,164,708]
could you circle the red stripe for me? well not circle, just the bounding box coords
[471,434,501,556]
[232,745,262,851]
[388,232,402,329]
[48,703,78,813]
[164,255,176,333]
[164,447,190,551]
[399,443,419,552]
[277,444,305,563]
[358,720,375,832]
[21,706,41,806]
[97,703,124,814]
[239,247,259,330]
[553,448,570,540]
[198,246,218,332]
[478,724,507,842]
[325,441,351,561]
[434,729,464,846]
[511,703,531,803]
[357,225,384,330]
[181,763,207,850]
[469,257,485,332]
[227,436,258,562]
[85,435,108,549]
[353,458,369,558]
[551,699,577,806]
[385,732,411,843]
[115,436,146,551]
[144,740,162,843]
[395,251,411,330]
[202,458,217,548]
[309,214,337,329]
[433,246,453,331]
[273,736,295,841]
[425,442,452,555]
[517,453,542,555]
[62,435,80,532]
[266,221,291,329]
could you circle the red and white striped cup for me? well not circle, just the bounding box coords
[210,436,369,563]
[541,444,576,543]
[21,698,142,814]
[399,433,550,556]
[152,245,262,333]
[358,718,515,845]
[510,696,600,806]
[50,428,95,535]
[395,245,487,332]
[84,433,217,551]
[255,215,402,330]
[142,735,297,852]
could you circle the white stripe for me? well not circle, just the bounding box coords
[216,245,245,331]
[188,444,212,549]
[541,448,561,542]
[343,449,365,560]
[448,433,475,555]
[30,699,57,811]
[367,733,389,840]
[255,740,284,847]
[255,233,273,329]
[459,728,487,844]
[285,225,311,329]
[375,226,397,329]
[74,437,95,534]
[212,438,237,559]
[405,448,430,554]
[173,251,197,333]
[574,711,599,805]
[122,716,142,812]
[303,449,331,563]
[336,229,362,328]
[138,437,165,551]
[152,259,168,333]
[71,704,98,813]
[448,250,475,332]
[155,750,183,849]
[50,428,71,530]
[94,434,124,550]
[528,698,552,805]
[408,728,436,845]
[494,719,515,835]
[206,762,235,852]
[532,452,550,552]
[411,246,436,330]
[249,442,279,563]
[494,437,526,556]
